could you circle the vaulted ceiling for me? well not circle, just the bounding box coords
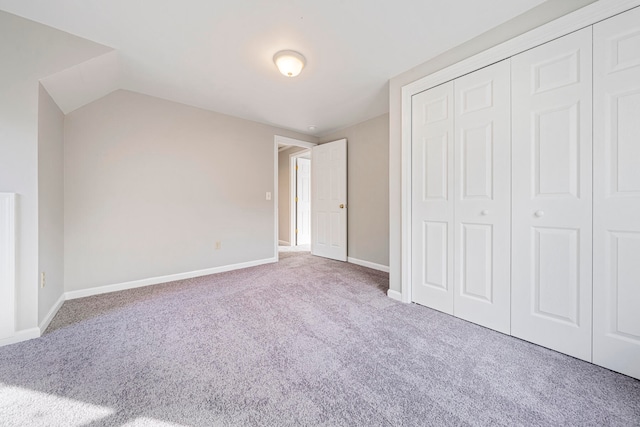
[0,0,546,135]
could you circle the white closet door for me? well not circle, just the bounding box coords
[511,27,593,361]
[412,82,454,313]
[593,6,640,380]
[453,60,511,334]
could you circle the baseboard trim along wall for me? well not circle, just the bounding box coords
[0,327,40,347]
[66,257,278,300]
[0,257,279,348]
[39,293,66,334]
[347,257,390,273]
[2,256,390,348]
[278,240,290,246]
[387,289,403,302]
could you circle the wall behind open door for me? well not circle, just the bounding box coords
[311,139,347,261]
[319,114,389,270]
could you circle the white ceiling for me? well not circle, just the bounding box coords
[0,0,546,135]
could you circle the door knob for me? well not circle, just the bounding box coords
[481,210,489,216]
[534,210,544,217]
[339,204,345,209]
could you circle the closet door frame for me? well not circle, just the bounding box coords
[399,0,640,304]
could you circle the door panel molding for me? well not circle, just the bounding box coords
[511,26,592,362]
[453,60,511,334]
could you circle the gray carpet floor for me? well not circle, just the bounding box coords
[0,251,639,426]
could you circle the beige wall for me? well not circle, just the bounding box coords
[320,113,389,267]
[37,84,65,324]
[278,146,309,245]
[387,0,597,293]
[64,90,314,292]
[0,11,110,331]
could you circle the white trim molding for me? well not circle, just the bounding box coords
[0,193,16,340]
[399,0,640,304]
[65,257,277,300]
[274,135,317,261]
[274,135,317,149]
[1,256,280,347]
[39,293,66,334]
[0,328,40,347]
[278,240,290,246]
[387,289,403,302]
[348,257,390,273]
[289,149,311,247]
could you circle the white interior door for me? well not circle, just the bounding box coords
[453,60,511,334]
[296,157,311,246]
[511,27,593,361]
[411,82,454,314]
[311,139,347,261]
[593,6,640,380]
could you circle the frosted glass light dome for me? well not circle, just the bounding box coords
[273,50,306,77]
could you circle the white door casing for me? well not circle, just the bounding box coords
[453,60,511,334]
[511,27,593,361]
[0,193,16,340]
[593,6,640,380]
[274,135,317,259]
[296,157,311,246]
[411,82,455,314]
[311,139,347,261]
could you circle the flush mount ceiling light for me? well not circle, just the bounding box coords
[273,50,306,77]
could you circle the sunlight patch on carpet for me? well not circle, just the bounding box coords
[0,383,114,426]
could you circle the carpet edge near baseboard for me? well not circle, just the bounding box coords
[39,293,66,334]
[387,289,403,302]
[0,328,40,348]
[347,257,389,273]
[64,257,278,301]
[1,257,279,348]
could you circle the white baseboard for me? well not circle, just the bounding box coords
[278,240,290,246]
[39,293,66,334]
[0,328,40,347]
[0,257,279,348]
[387,289,403,302]
[347,257,390,273]
[65,257,278,300]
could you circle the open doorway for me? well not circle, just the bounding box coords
[290,151,311,249]
[273,136,347,261]
[274,136,316,258]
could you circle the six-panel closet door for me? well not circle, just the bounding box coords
[411,82,455,314]
[511,27,593,361]
[593,7,640,380]
[453,60,511,334]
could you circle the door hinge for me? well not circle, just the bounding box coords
[295,196,298,202]
[295,165,299,171]
[295,229,298,234]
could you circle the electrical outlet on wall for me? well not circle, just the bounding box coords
[215,241,222,250]
[40,272,46,288]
